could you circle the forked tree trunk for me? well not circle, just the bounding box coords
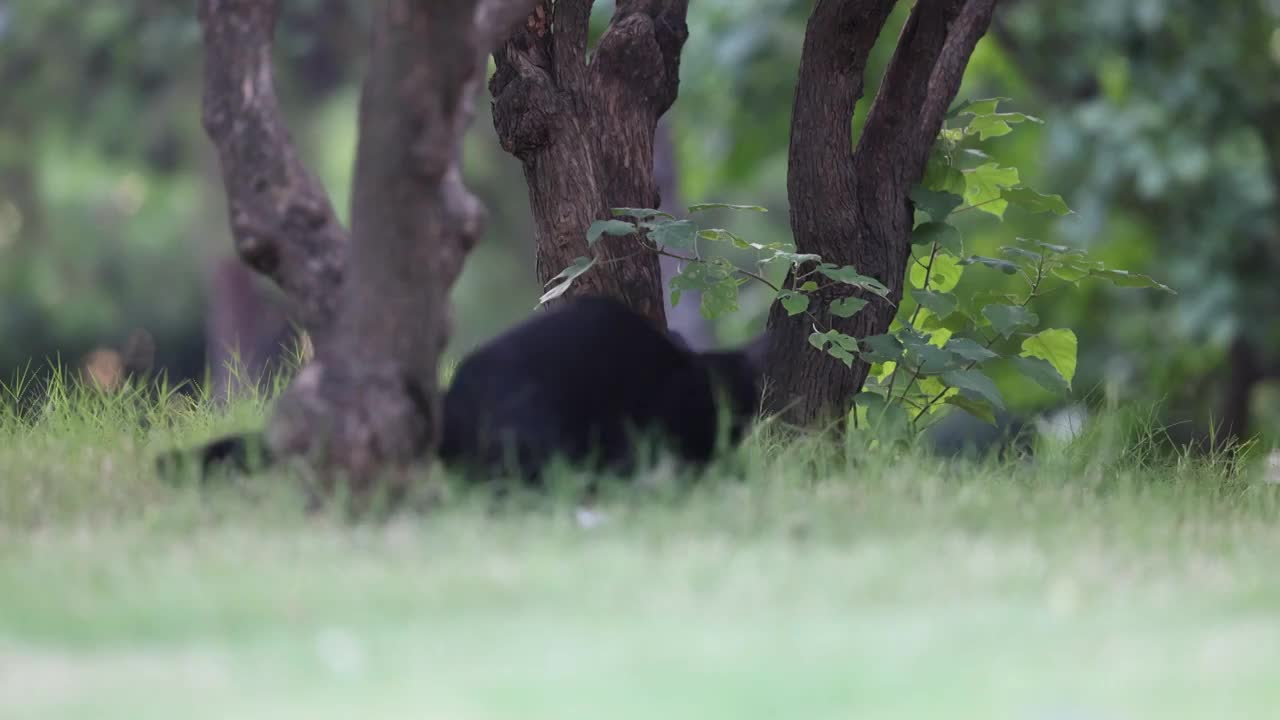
[765,0,999,426]
[199,0,534,493]
[489,0,689,327]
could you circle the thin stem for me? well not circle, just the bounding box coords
[950,196,1005,215]
[656,248,781,293]
[886,242,939,405]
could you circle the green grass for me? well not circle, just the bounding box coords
[2,372,1280,719]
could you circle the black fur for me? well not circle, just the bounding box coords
[158,296,767,484]
[154,430,272,480]
[440,295,767,481]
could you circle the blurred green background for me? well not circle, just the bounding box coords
[2,0,1278,444]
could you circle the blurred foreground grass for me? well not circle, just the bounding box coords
[2,372,1279,720]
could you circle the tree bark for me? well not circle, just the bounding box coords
[489,0,689,327]
[200,0,534,492]
[198,0,348,343]
[765,0,998,426]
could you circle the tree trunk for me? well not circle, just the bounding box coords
[1217,335,1259,447]
[765,0,998,426]
[199,0,535,494]
[489,0,689,328]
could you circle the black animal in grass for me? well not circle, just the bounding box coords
[162,295,768,483]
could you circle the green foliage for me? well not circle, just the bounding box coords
[539,256,597,304]
[542,99,1173,432]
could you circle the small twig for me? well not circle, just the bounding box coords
[655,248,781,293]
[950,196,1005,214]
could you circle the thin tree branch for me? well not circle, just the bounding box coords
[856,0,968,179]
[476,0,543,50]
[790,0,897,215]
[552,0,591,90]
[591,0,689,112]
[197,0,348,340]
[915,0,1000,151]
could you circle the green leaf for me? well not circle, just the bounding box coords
[700,277,742,319]
[912,290,957,319]
[999,246,1044,266]
[855,391,911,433]
[828,347,855,367]
[1010,355,1070,395]
[909,344,961,375]
[961,255,1020,275]
[612,207,673,220]
[670,258,736,310]
[1018,237,1079,255]
[941,369,1006,410]
[1093,269,1175,294]
[798,281,819,292]
[937,309,977,334]
[964,115,1015,140]
[900,330,960,375]
[945,394,997,425]
[687,203,768,213]
[943,337,999,363]
[587,219,635,245]
[833,332,860,351]
[1020,328,1078,386]
[539,256,596,304]
[911,253,963,292]
[914,377,957,412]
[829,297,869,318]
[647,219,698,250]
[697,228,747,248]
[962,163,1021,218]
[949,97,1010,118]
[982,304,1039,338]
[1003,186,1072,216]
[910,187,964,222]
[808,330,859,366]
[964,112,1043,141]
[779,291,810,316]
[770,249,824,266]
[862,334,904,363]
[911,221,964,255]
[817,265,892,298]
[1051,264,1093,283]
[923,147,967,195]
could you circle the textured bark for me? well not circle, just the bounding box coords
[200,0,534,493]
[490,0,689,327]
[765,0,998,426]
[198,0,348,342]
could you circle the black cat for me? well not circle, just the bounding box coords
[159,295,767,483]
